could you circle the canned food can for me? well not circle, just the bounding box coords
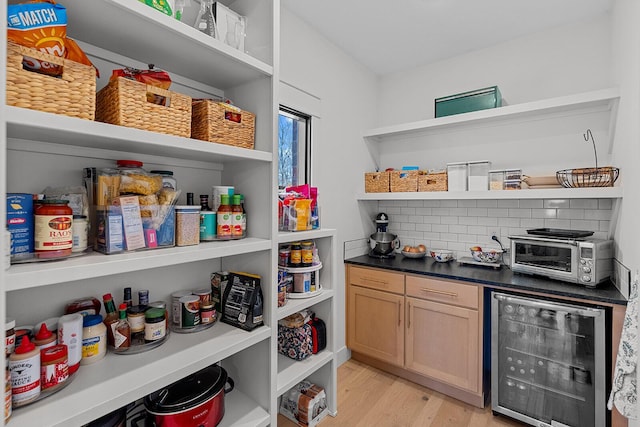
[200,211,217,241]
[193,288,212,305]
[179,295,200,328]
[171,290,192,325]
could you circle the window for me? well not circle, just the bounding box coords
[278,106,311,189]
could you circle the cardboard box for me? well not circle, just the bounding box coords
[7,193,34,258]
[95,207,124,254]
[280,381,329,427]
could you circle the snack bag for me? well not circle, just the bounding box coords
[65,37,99,77]
[7,1,67,76]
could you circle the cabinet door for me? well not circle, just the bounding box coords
[405,296,480,393]
[347,285,404,366]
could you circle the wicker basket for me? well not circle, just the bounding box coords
[191,100,256,149]
[418,171,448,192]
[6,42,96,120]
[95,77,192,137]
[364,171,390,193]
[390,170,418,192]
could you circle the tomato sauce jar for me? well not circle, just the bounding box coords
[34,200,73,258]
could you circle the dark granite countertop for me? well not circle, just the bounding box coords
[345,255,627,306]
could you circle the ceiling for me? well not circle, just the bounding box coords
[282,0,613,76]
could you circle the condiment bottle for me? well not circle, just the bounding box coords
[33,323,57,351]
[138,290,149,308]
[200,194,211,211]
[81,314,107,365]
[65,296,102,317]
[239,194,247,237]
[9,336,41,407]
[114,303,131,352]
[301,241,314,267]
[123,287,133,308]
[216,194,232,238]
[57,313,84,375]
[40,344,69,392]
[5,319,16,357]
[34,200,73,259]
[289,242,302,267]
[231,195,243,238]
[127,306,146,344]
[186,192,195,206]
[102,293,119,347]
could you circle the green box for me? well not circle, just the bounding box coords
[435,86,502,118]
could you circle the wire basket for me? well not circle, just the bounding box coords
[556,167,619,188]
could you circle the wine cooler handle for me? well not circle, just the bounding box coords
[493,293,602,318]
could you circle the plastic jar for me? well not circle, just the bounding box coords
[81,314,107,365]
[301,241,314,267]
[5,320,15,357]
[40,344,69,392]
[71,215,89,253]
[149,170,177,190]
[175,205,201,246]
[116,160,162,196]
[289,243,302,267]
[34,200,73,259]
[144,309,166,343]
[65,297,102,317]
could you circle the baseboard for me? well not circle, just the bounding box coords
[336,346,351,366]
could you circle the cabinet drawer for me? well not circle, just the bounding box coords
[348,266,404,294]
[406,275,478,309]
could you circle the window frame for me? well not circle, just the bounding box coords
[278,105,312,188]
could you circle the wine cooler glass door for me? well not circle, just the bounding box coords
[491,292,606,427]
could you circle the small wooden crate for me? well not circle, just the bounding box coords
[191,100,256,149]
[418,171,448,192]
[95,77,192,137]
[364,171,390,193]
[390,170,418,192]
[6,42,96,120]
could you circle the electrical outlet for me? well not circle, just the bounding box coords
[489,229,499,238]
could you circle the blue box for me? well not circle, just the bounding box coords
[95,207,124,254]
[435,86,502,118]
[7,193,34,257]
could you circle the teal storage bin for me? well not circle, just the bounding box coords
[435,86,502,118]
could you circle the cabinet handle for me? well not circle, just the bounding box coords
[421,288,458,298]
[398,301,402,326]
[407,301,410,328]
[362,277,389,286]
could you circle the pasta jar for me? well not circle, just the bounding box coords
[34,200,73,259]
[81,315,106,365]
[175,206,201,246]
[144,309,166,343]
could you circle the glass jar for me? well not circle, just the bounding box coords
[144,308,166,343]
[35,200,73,259]
[116,160,162,196]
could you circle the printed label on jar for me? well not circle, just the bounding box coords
[82,336,102,358]
[41,362,69,390]
[144,322,166,341]
[34,214,73,251]
[10,360,40,405]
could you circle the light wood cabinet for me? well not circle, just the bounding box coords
[346,264,485,407]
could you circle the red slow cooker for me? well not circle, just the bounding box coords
[140,365,234,427]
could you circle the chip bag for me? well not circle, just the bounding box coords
[7,0,67,76]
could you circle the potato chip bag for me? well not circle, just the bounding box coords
[7,1,67,76]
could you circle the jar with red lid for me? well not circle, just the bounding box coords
[40,344,69,392]
[34,200,73,258]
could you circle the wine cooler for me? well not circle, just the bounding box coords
[491,292,606,427]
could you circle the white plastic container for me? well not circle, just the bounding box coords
[468,161,491,191]
[447,162,468,192]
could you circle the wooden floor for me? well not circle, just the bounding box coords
[278,359,525,427]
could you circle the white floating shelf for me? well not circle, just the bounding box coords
[357,187,623,201]
[7,238,271,291]
[278,228,337,243]
[10,324,271,427]
[277,290,335,321]
[276,350,334,396]
[363,88,620,140]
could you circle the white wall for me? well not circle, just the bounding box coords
[611,0,640,425]
[280,8,379,362]
[377,14,613,125]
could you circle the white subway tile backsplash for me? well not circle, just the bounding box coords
[508,209,532,219]
[440,200,459,208]
[557,209,585,220]
[388,198,615,254]
[531,209,557,219]
[569,199,598,209]
[519,199,544,208]
[544,199,570,208]
[585,209,612,220]
[458,200,477,208]
[498,199,520,208]
[468,208,489,217]
[477,199,498,208]
[441,216,459,225]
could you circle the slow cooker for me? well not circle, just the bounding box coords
[140,365,234,427]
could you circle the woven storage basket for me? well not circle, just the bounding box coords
[390,170,418,192]
[6,42,96,120]
[418,171,448,192]
[95,77,191,137]
[191,100,256,149]
[364,171,390,193]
